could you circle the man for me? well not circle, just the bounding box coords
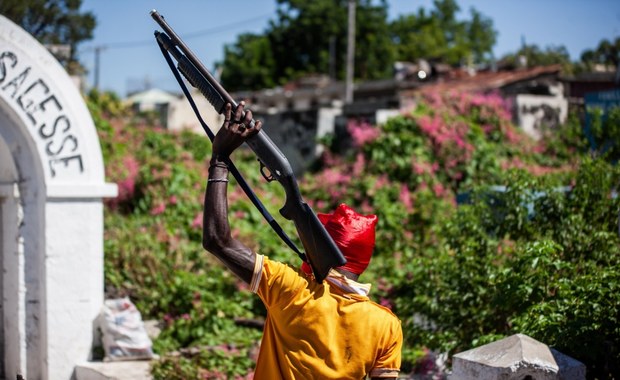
[202,101,403,379]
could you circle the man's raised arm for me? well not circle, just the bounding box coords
[202,102,262,284]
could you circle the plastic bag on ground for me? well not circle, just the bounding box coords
[98,297,155,361]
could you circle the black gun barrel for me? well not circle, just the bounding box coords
[151,10,237,108]
[151,9,347,282]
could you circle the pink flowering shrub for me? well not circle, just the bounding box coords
[300,90,585,376]
[92,88,599,378]
[105,155,140,210]
[305,90,558,232]
[347,119,381,147]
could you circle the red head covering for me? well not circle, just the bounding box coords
[302,203,378,276]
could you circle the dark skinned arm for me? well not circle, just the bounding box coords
[204,104,397,379]
[202,102,262,284]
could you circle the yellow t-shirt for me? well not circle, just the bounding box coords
[250,255,402,379]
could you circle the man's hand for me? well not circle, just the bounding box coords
[212,101,262,160]
[203,101,262,285]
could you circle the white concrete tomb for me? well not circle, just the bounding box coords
[450,333,586,380]
[0,14,117,380]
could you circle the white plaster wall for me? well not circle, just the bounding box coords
[316,107,342,156]
[167,89,223,134]
[0,14,117,380]
[516,94,568,140]
[375,109,400,125]
[45,200,105,377]
[0,137,26,379]
[293,97,313,111]
[0,189,27,379]
[0,101,45,380]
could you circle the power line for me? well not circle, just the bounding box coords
[79,12,273,90]
[181,13,273,40]
[80,12,273,51]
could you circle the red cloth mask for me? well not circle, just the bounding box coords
[302,203,378,276]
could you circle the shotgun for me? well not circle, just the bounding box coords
[150,10,346,283]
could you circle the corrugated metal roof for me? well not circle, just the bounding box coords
[412,64,563,95]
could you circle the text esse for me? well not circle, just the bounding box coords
[0,50,83,177]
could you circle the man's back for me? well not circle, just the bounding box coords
[251,256,402,379]
[201,110,402,378]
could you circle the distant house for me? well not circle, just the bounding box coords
[124,88,179,113]
[562,70,619,105]
[122,88,222,133]
[130,65,570,172]
[409,64,563,97]
[233,64,568,141]
[402,64,568,139]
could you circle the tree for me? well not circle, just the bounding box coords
[220,0,498,91]
[389,0,497,66]
[220,0,395,91]
[579,37,620,72]
[500,44,572,72]
[0,0,96,74]
[220,33,277,91]
[466,8,496,64]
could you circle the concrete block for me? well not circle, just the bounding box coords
[75,361,153,380]
[449,334,586,380]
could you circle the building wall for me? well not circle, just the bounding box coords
[515,94,568,140]
[0,15,116,379]
[166,90,223,134]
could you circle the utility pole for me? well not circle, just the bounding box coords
[94,45,106,90]
[345,0,356,104]
[329,36,336,80]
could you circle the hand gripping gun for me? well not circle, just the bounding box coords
[150,10,346,283]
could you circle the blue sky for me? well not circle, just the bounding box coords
[79,0,620,96]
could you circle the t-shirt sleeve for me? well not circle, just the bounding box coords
[250,255,307,308]
[369,317,403,378]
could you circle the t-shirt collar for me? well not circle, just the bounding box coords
[325,269,371,296]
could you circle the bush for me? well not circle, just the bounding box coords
[588,106,620,162]
[394,161,620,379]
[92,90,620,379]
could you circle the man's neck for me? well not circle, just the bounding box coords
[334,268,359,282]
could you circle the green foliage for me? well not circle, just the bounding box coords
[220,0,497,90]
[151,345,256,380]
[87,88,128,118]
[390,0,497,65]
[93,85,620,378]
[579,36,620,72]
[222,0,396,89]
[221,33,277,90]
[500,43,573,72]
[394,161,620,379]
[152,270,261,352]
[538,112,591,163]
[268,0,394,82]
[588,106,620,163]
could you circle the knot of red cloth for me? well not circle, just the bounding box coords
[302,203,378,276]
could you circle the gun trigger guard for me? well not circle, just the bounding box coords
[259,161,275,182]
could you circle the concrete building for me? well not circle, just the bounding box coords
[408,64,568,139]
[139,63,570,172]
[227,65,569,148]
[125,88,179,113]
